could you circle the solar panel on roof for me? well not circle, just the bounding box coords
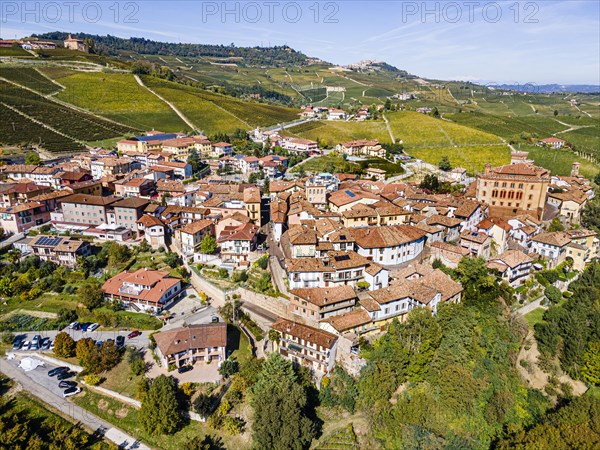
[345,190,356,198]
[334,255,350,262]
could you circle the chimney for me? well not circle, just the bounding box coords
[571,162,580,177]
[484,163,492,175]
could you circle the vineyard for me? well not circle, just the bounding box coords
[0,80,137,143]
[0,66,61,95]
[0,104,85,153]
[286,121,326,134]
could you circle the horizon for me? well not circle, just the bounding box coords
[1,1,599,85]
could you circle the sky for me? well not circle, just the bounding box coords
[1,0,599,84]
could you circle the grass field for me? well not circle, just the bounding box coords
[292,120,391,146]
[409,144,512,173]
[56,72,188,132]
[524,308,546,328]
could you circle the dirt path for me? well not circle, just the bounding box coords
[134,74,198,130]
[382,114,396,144]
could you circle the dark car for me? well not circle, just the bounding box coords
[57,371,75,381]
[211,316,219,323]
[59,380,77,389]
[12,336,24,350]
[48,366,69,377]
[41,338,51,350]
[80,322,91,332]
[116,336,125,348]
[177,365,193,374]
[127,330,141,339]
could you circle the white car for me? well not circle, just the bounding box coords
[63,387,82,398]
[88,323,100,332]
[21,340,31,350]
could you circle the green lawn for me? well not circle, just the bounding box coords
[98,357,144,398]
[72,388,250,450]
[228,323,252,365]
[524,308,546,328]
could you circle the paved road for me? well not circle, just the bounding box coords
[515,296,546,316]
[161,305,218,331]
[1,356,150,450]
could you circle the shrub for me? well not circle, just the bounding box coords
[1,331,15,345]
[193,393,214,418]
[256,255,269,270]
[544,285,562,304]
[53,332,76,358]
[84,374,102,386]
[219,360,239,378]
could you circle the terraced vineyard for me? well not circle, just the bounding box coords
[0,66,61,95]
[143,76,300,130]
[56,72,188,131]
[0,80,136,150]
[0,104,84,152]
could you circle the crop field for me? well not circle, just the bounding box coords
[37,65,78,80]
[561,126,600,159]
[0,66,61,95]
[56,72,187,132]
[0,103,85,152]
[286,120,325,134]
[1,80,136,143]
[293,120,391,146]
[386,111,503,148]
[523,144,599,178]
[409,144,511,174]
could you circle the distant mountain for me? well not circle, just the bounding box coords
[497,83,599,94]
[32,32,310,67]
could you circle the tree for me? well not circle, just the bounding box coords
[53,332,76,358]
[25,152,41,165]
[544,285,562,304]
[187,148,201,175]
[419,174,440,192]
[581,341,600,385]
[76,338,99,371]
[164,252,180,268]
[438,156,452,172]
[140,375,183,435]
[7,248,21,265]
[268,328,280,343]
[251,354,317,450]
[193,393,215,418]
[107,242,130,266]
[200,235,217,254]
[548,218,565,232]
[99,341,121,372]
[218,360,239,378]
[78,282,103,310]
[554,109,559,116]
[263,176,270,195]
[1,331,14,345]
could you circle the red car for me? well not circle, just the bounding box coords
[127,330,141,339]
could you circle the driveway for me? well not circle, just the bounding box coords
[1,355,150,450]
[143,349,221,384]
[161,305,219,331]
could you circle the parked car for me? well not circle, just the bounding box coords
[63,387,81,398]
[116,336,125,348]
[69,321,79,330]
[95,340,103,347]
[12,336,24,350]
[41,338,51,350]
[177,365,193,374]
[21,341,31,351]
[48,366,69,377]
[80,323,90,332]
[57,371,75,381]
[211,316,219,323]
[127,330,141,339]
[88,323,100,332]
[59,380,77,389]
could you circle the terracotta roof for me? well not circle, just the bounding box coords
[287,225,318,245]
[425,214,462,228]
[217,222,259,242]
[477,216,512,232]
[349,225,426,249]
[179,219,214,235]
[102,268,181,305]
[531,231,572,247]
[489,162,549,178]
[285,251,370,273]
[272,319,337,349]
[113,197,150,209]
[460,230,491,244]
[328,189,379,207]
[60,194,120,207]
[137,215,165,228]
[290,285,357,307]
[322,309,372,332]
[154,323,227,356]
[490,249,533,268]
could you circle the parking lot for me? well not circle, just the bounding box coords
[10,329,150,352]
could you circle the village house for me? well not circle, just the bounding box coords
[565,229,599,271]
[29,235,92,268]
[102,268,183,312]
[327,108,348,120]
[153,323,227,368]
[0,183,51,207]
[507,214,542,249]
[328,189,380,213]
[365,168,386,182]
[177,219,215,257]
[423,215,462,242]
[286,250,389,291]
[137,215,167,249]
[429,241,471,268]
[349,225,427,266]
[0,201,51,234]
[530,231,572,268]
[91,157,132,180]
[114,177,155,198]
[539,137,566,149]
[280,137,319,153]
[217,222,260,266]
[476,216,512,254]
[63,34,88,52]
[272,319,338,374]
[460,230,492,259]
[289,285,358,324]
[212,142,233,157]
[547,188,588,224]
[487,249,533,287]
